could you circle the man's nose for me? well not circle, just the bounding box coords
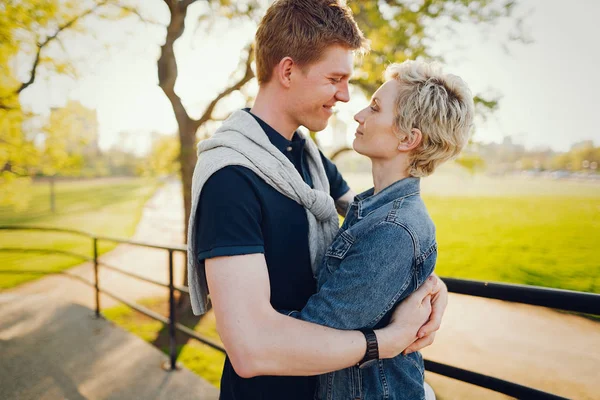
[335,82,350,103]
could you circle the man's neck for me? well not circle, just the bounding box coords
[250,89,299,141]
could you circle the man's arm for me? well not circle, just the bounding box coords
[206,253,434,378]
[335,189,355,217]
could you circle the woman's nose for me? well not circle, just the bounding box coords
[354,110,364,124]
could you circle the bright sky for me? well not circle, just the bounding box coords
[18,0,600,154]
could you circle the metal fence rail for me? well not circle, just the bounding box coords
[1,225,598,399]
[424,360,569,400]
[444,277,599,315]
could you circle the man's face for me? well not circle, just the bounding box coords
[287,45,354,132]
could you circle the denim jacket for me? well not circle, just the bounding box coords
[290,177,437,400]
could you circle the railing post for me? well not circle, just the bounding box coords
[93,237,100,318]
[168,249,178,370]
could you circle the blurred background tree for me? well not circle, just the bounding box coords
[140,133,180,178]
[0,0,144,208]
[1,0,533,290]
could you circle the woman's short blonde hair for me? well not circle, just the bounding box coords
[385,61,474,177]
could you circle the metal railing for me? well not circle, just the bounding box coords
[0,225,225,372]
[1,225,598,399]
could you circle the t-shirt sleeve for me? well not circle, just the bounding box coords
[319,150,350,201]
[195,166,264,261]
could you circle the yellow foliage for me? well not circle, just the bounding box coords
[0,0,117,206]
[141,134,180,178]
[0,171,32,210]
[41,100,99,176]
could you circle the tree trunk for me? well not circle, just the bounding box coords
[50,175,56,213]
[157,1,254,299]
[157,1,193,242]
[180,121,197,240]
[178,120,196,292]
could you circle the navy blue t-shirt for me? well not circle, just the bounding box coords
[195,110,349,400]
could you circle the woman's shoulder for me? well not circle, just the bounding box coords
[353,195,436,254]
[389,194,435,232]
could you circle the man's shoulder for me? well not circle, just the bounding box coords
[204,165,262,188]
[199,165,264,206]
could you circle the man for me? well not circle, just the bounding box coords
[187,1,448,398]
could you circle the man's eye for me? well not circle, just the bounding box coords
[370,104,378,112]
[330,78,342,83]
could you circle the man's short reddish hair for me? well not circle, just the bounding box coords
[255,0,369,84]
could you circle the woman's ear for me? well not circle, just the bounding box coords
[398,128,422,151]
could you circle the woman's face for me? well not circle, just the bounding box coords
[353,80,400,160]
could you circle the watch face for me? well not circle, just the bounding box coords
[358,359,378,369]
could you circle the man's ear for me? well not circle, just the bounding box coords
[275,57,295,88]
[397,128,422,151]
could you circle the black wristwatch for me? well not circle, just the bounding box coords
[357,328,379,369]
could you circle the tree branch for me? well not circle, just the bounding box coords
[162,0,176,13]
[181,0,201,10]
[112,4,164,26]
[158,1,193,129]
[193,42,255,131]
[15,0,110,96]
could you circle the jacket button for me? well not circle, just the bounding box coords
[286,146,292,151]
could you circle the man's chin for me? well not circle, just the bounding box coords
[304,119,329,132]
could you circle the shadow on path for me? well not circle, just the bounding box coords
[0,300,218,400]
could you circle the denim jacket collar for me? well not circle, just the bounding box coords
[354,177,420,219]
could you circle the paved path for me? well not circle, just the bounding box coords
[421,294,600,400]
[0,181,218,400]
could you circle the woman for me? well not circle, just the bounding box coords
[289,60,474,399]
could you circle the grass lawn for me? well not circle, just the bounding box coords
[0,177,160,290]
[344,170,600,294]
[426,195,599,293]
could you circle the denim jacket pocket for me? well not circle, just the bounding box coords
[324,230,353,273]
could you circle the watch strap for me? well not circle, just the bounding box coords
[357,328,379,367]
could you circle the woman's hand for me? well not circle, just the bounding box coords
[375,275,437,359]
[403,274,448,355]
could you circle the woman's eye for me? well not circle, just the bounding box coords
[370,104,378,112]
[330,78,341,83]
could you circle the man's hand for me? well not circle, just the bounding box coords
[375,275,437,359]
[403,274,448,355]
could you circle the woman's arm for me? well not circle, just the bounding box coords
[291,222,434,346]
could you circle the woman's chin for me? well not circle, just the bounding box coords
[352,140,367,156]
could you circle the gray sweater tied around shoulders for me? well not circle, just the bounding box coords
[187,110,339,316]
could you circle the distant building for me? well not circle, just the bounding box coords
[570,140,595,151]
